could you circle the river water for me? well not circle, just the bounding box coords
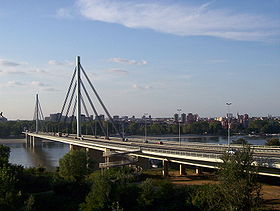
[0,135,275,169]
[0,139,69,171]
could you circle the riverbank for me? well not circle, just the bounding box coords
[144,169,280,210]
[0,138,26,144]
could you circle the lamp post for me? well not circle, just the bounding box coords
[177,109,182,146]
[144,113,148,142]
[226,102,232,149]
[122,120,125,139]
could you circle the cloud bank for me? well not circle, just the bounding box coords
[108,57,148,65]
[0,59,27,66]
[76,0,280,42]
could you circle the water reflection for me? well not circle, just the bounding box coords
[164,135,268,145]
[2,139,69,171]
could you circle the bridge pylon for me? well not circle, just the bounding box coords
[58,56,123,139]
[33,94,45,133]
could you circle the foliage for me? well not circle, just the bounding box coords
[247,120,280,134]
[0,144,10,165]
[0,145,24,210]
[218,145,262,210]
[192,184,223,211]
[265,138,280,146]
[231,138,248,145]
[59,149,89,181]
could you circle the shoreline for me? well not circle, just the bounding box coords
[0,138,26,144]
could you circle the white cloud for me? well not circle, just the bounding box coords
[56,8,73,19]
[43,87,60,92]
[108,57,148,65]
[132,84,152,90]
[76,0,280,42]
[30,68,48,74]
[31,81,48,87]
[207,59,227,63]
[48,60,74,66]
[0,70,26,75]
[0,59,27,66]
[107,69,128,75]
[182,74,192,79]
[6,81,25,87]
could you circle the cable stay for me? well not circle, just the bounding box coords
[57,56,123,140]
[33,94,46,133]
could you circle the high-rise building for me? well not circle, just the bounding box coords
[187,113,194,124]
[174,113,179,122]
[181,113,186,123]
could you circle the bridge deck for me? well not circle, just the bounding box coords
[24,132,280,177]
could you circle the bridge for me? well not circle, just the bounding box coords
[25,56,280,178]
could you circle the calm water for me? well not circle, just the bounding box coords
[1,139,69,170]
[162,135,273,145]
[0,135,275,169]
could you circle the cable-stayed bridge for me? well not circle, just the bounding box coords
[24,56,280,177]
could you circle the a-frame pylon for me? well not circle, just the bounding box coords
[59,56,123,139]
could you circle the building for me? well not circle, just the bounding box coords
[174,113,179,122]
[181,113,186,123]
[187,113,194,124]
[49,113,61,122]
[0,116,7,122]
[95,115,105,121]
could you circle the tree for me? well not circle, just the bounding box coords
[265,138,280,146]
[59,149,89,181]
[137,179,156,210]
[231,138,248,145]
[0,144,10,166]
[218,145,262,210]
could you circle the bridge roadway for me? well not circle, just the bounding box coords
[24,132,280,178]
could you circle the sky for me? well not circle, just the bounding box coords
[0,0,279,120]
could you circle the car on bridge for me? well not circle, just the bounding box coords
[226,148,237,155]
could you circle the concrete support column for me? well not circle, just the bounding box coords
[196,167,202,175]
[136,157,151,170]
[69,144,74,151]
[104,148,111,169]
[26,135,30,146]
[162,160,169,177]
[179,164,186,176]
[32,136,35,148]
[69,144,84,151]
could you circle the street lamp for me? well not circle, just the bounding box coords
[144,113,148,142]
[177,109,182,146]
[226,102,232,148]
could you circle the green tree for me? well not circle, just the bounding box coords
[137,179,155,210]
[0,144,10,166]
[59,149,89,181]
[218,145,262,210]
[231,138,248,145]
[265,138,280,146]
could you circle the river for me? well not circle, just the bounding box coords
[0,135,276,169]
[0,138,69,171]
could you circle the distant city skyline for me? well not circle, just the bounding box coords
[0,0,279,120]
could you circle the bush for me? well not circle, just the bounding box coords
[231,138,248,145]
[265,138,280,146]
[0,144,10,166]
[59,149,89,181]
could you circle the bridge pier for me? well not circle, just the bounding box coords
[162,160,169,177]
[86,148,104,170]
[69,144,84,151]
[26,134,42,148]
[179,164,186,176]
[196,167,202,175]
[136,157,150,170]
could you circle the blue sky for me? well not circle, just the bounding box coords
[0,0,279,120]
